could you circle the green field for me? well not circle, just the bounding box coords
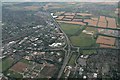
[2,57,14,72]
[75,15,90,19]
[59,23,83,36]
[86,27,97,32]
[85,27,98,34]
[70,33,96,47]
[74,15,83,19]
[4,70,23,78]
[6,6,25,11]
[68,54,77,66]
[59,23,97,47]
[118,17,120,26]
[82,50,96,55]
[20,59,33,65]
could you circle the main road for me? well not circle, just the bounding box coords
[47,6,82,79]
[48,13,73,79]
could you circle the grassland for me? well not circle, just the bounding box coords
[5,6,27,11]
[59,23,84,36]
[85,27,98,34]
[5,5,41,11]
[20,59,33,65]
[70,33,96,47]
[24,6,41,11]
[4,70,23,78]
[59,22,97,47]
[75,15,90,19]
[118,17,120,26]
[74,15,83,19]
[2,57,14,72]
[82,50,96,55]
[68,54,77,66]
[86,27,97,32]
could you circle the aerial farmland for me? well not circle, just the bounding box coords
[48,2,119,79]
[1,2,120,79]
[54,11,118,48]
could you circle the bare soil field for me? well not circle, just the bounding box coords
[106,17,117,28]
[10,62,28,73]
[98,22,107,28]
[99,16,106,23]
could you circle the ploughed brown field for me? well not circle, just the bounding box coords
[96,36,116,46]
[56,13,117,29]
[106,17,117,28]
[10,62,28,73]
[98,22,107,28]
[64,16,74,19]
[100,44,115,48]
[56,16,64,20]
[99,16,106,23]
[84,19,98,26]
